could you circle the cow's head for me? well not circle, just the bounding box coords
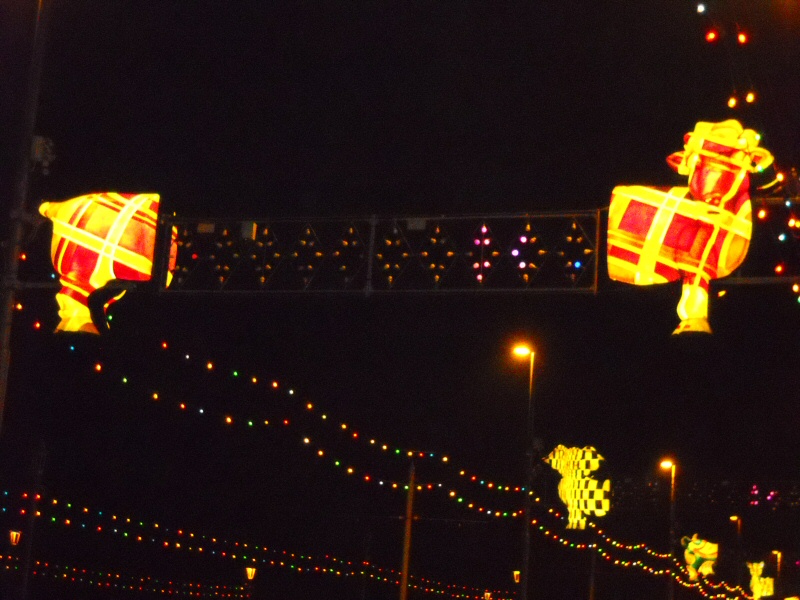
[667,120,773,207]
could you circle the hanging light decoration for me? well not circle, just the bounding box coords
[9,530,20,546]
[607,120,773,334]
[38,193,178,333]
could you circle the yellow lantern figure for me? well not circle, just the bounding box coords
[607,120,773,334]
[245,566,257,580]
[8,530,20,546]
[748,562,774,599]
[681,534,718,580]
[544,445,611,529]
[38,193,177,333]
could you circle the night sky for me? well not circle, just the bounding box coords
[2,2,800,599]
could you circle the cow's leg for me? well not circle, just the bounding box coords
[674,275,712,334]
[55,287,99,334]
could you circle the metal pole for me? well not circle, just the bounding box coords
[521,351,535,600]
[667,465,675,600]
[0,0,51,438]
[735,518,743,586]
[399,461,415,600]
[19,441,46,600]
[364,215,377,296]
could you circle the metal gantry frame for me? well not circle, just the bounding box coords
[151,210,604,295]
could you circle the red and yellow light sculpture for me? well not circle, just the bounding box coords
[39,193,176,333]
[607,120,774,334]
[681,534,718,580]
[544,445,610,530]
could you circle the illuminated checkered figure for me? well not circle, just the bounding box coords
[545,445,611,530]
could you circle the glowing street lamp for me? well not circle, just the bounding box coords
[729,514,741,534]
[512,343,536,600]
[773,550,782,579]
[660,459,677,600]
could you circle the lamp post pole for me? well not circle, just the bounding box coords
[513,345,536,600]
[0,0,51,438]
[730,515,742,586]
[660,459,676,600]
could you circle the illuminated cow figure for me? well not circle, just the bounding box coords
[681,534,718,581]
[39,192,176,333]
[607,120,774,334]
[544,445,611,530]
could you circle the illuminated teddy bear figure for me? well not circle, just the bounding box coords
[607,120,773,334]
[39,192,176,333]
[681,534,718,581]
[544,445,611,529]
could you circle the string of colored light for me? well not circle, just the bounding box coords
[7,490,753,600]
[61,338,533,520]
[78,338,528,497]
[9,340,763,597]
[535,508,752,600]
[753,199,800,302]
[0,554,251,598]
[3,492,515,600]
[695,0,757,113]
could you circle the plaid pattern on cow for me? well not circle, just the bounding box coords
[607,185,752,288]
[39,193,174,333]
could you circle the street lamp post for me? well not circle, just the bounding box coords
[660,459,677,600]
[772,550,782,580]
[730,515,743,585]
[512,344,536,600]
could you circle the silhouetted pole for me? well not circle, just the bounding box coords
[660,459,677,600]
[19,442,46,600]
[399,461,415,600]
[512,344,536,600]
[0,0,51,437]
[668,467,675,600]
